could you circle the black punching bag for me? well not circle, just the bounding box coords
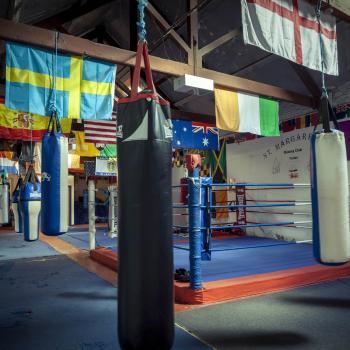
[117,41,174,349]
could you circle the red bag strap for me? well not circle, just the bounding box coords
[131,41,156,98]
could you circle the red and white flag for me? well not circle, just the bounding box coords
[83,113,116,144]
[241,0,338,75]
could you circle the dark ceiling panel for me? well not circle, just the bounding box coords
[199,0,241,48]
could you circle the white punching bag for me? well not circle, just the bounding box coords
[12,177,23,233]
[311,129,350,265]
[0,178,9,225]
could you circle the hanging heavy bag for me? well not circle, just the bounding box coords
[12,177,23,233]
[117,41,174,349]
[19,166,41,242]
[310,97,350,265]
[0,174,9,225]
[41,112,68,236]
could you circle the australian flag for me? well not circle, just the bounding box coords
[172,120,219,150]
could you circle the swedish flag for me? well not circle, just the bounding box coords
[5,42,116,119]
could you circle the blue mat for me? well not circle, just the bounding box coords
[61,230,187,251]
[174,242,316,282]
[60,230,317,282]
[61,228,117,250]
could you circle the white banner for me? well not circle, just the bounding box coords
[95,157,117,177]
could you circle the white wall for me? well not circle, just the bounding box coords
[226,127,316,241]
[172,166,188,228]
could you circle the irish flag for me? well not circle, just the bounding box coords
[214,88,280,136]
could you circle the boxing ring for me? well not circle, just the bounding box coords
[83,174,350,305]
[171,174,350,304]
[172,180,312,281]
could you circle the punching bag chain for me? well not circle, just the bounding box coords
[315,0,331,133]
[136,0,148,42]
[315,0,327,98]
[49,31,59,115]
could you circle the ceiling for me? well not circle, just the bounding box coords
[1,0,350,123]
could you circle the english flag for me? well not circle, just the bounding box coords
[241,0,338,75]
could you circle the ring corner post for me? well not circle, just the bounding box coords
[186,154,203,290]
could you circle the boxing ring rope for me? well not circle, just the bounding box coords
[172,178,313,290]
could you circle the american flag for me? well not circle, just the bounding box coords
[83,113,116,144]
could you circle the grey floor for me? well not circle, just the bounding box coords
[177,278,350,350]
[0,234,209,350]
[2,232,350,349]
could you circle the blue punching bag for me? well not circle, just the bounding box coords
[41,113,68,236]
[11,177,23,233]
[19,166,41,242]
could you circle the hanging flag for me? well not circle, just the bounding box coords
[172,120,219,150]
[84,160,96,177]
[0,152,17,174]
[305,114,311,127]
[100,144,117,157]
[241,0,338,75]
[83,113,116,144]
[281,119,296,133]
[0,103,72,141]
[172,149,184,167]
[213,191,229,219]
[5,42,116,119]
[214,88,279,136]
[95,157,117,176]
[74,131,100,157]
[339,120,350,160]
[311,112,319,126]
[68,154,81,169]
[209,139,227,183]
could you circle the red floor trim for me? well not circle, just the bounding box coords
[90,247,119,271]
[89,248,350,305]
[175,263,350,304]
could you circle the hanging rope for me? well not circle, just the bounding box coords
[49,31,59,115]
[137,0,148,42]
[315,0,327,99]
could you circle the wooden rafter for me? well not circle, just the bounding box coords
[0,18,315,107]
[199,28,241,58]
[289,62,321,101]
[146,1,190,55]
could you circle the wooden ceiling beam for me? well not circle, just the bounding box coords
[199,28,241,58]
[289,62,321,101]
[146,1,190,54]
[0,19,315,108]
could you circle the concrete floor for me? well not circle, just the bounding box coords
[1,231,350,350]
[0,233,209,350]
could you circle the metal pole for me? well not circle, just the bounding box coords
[108,185,118,238]
[88,178,96,250]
